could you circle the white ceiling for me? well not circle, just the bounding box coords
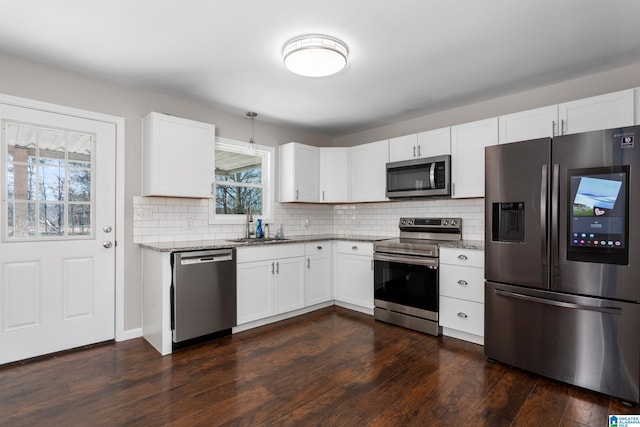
[1,1,639,137]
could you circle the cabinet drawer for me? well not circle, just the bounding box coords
[440,265,484,303]
[440,248,484,268]
[237,243,305,263]
[439,296,484,337]
[305,241,332,255]
[334,241,373,256]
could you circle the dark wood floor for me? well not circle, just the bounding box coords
[1,307,637,426]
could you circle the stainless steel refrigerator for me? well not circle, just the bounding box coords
[484,125,640,403]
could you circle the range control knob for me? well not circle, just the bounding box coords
[442,219,448,226]
[408,219,414,225]
[450,219,457,226]
[401,219,407,225]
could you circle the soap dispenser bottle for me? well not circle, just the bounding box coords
[255,218,263,238]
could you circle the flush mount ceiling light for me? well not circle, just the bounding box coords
[283,34,349,77]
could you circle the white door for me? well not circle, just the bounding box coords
[0,103,116,364]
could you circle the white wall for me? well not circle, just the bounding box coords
[0,51,332,332]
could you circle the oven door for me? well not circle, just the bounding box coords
[373,252,439,320]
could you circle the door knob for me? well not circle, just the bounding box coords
[103,241,113,248]
[103,226,113,233]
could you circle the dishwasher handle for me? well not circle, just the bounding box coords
[177,249,234,265]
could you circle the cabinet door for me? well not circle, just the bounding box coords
[389,134,418,162]
[450,117,498,198]
[237,260,274,324]
[319,148,349,202]
[274,257,305,314]
[498,105,558,144]
[142,112,215,198]
[559,89,634,135]
[349,140,389,202]
[334,253,374,309]
[305,243,333,306]
[417,127,451,157]
[279,142,319,202]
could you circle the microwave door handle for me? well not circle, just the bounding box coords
[429,162,436,189]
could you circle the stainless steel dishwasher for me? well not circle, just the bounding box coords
[171,248,237,344]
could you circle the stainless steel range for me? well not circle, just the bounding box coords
[373,217,461,336]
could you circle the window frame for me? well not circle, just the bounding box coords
[209,137,274,225]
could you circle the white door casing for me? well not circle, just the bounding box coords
[0,102,118,364]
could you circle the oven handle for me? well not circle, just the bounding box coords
[373,252,439,268]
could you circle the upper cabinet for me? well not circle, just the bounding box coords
[389,128,450,162]
[142,112,215,198]
[319,147,349,202]
[499,89,635,144]
[350,139,389,202]
[558,89,634,135]
[498,105,558,144]
[450,117,498,199]
[279,142,319,202]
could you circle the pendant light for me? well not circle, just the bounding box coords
[246,111,257,151]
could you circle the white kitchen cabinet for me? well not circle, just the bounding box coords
[279,142,319,202]
[439,247,485,345]
[450,117,498,198]
[319,148,349,202]
[349,140,389,202]
[333,241,374,314]
[236,244,305,324]
[305,241,333,306]
[388,134,418,162]
[389,129,451,162]
[559,89,634,135]
[142,112,215,198]
[498,105,558,144]
[498,89,635,144]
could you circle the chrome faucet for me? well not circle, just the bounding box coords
[245,206,254,239]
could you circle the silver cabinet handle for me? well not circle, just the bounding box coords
[457,280,468,286]
[276,261,279,274]
[371,259,374,270]
[551,120,556,137]
[271,262,275,274]
[103,241,113,248]
[295,189,299,200]
[352,246,358,251]
[417,145,421,157]
[457,312,468,319]
[458,254,468,260]
[322,190,325,201]
[561,119,566,135]
[307,258,310,269]
[413,146,416,158]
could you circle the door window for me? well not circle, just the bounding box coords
[3,121,95,240]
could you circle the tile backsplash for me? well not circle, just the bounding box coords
[133,196,484,244]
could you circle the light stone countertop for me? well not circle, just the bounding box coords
[139,235,484,252]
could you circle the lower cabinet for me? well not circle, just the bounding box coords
[305,241,333,306]
[237,244,305,325]
[439,247,485,345]
[333,241,374,314]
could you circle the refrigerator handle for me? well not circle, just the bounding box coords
[494,289,622,315]
[540,164,548,267]
[551,164,560,269]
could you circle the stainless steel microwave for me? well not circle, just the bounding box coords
[386,155,451,198]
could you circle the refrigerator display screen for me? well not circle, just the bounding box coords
[568,166,629,264]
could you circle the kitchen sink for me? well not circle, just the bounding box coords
[225,237,290,243]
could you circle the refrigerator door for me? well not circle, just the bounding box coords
[553,125,640,302]
[485,138,551,289]
[485,282,640,403]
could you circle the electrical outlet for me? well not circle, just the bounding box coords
[304,218,310,227]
